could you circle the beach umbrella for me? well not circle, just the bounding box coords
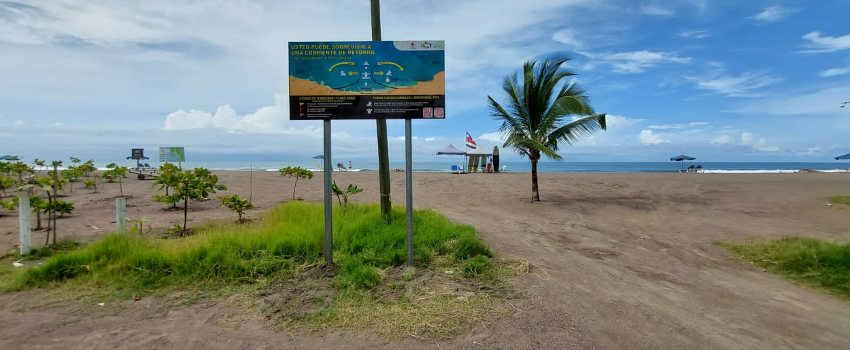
[312,155,324,159]
[0,155,19,161]
[670,155,696,172]
[835,154,850,169]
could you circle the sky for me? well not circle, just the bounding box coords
[1,0,849,164]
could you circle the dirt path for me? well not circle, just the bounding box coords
[2,172,850,349]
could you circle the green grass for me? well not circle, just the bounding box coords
[828,196,850,206]
[2,202,494,297]
[720,237,850,299]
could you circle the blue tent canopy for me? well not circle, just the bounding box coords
[312,155,324,159]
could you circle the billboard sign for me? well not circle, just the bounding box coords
[159,147,185,162]
[288,41,445,120]
[131,148,144,160]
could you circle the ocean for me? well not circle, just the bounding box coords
[102,161,850,174]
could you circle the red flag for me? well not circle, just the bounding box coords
[466,133,477,148]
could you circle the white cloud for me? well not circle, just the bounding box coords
[740,132,755,145]
[162,94,317,136]
[13,120,24,126]
[728,87,850,116]
[791,147,822,156]
[819,67,850,77]
[802,31,850,53]
[425,137,436,142]
[163,109,213,130]
[52,122,63,127]
[678,30,710,39]
[479,132,507,143]
[396,136,419,141]
[581,50,691,74]
[552,28,583,49]
[686,71,779,97]
[0,0,603,126]
[750,5,797,23]
[563,114,641,148]
[710,135,730,144]
[647,122,709,130]
[641,4,674,17]
[647,124,683,130]
[638,129,667,145]
[740,132,778,152]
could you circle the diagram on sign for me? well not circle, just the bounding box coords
[323,61,409,92]
[289,41,445,96]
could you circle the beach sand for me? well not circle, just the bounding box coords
[2,171,850,349]
[289,71,445,96]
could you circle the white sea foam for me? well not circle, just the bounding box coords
[701,169,848,174]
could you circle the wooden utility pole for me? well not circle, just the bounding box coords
[372,0,392,222]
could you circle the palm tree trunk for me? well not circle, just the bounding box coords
[531,158,540,202]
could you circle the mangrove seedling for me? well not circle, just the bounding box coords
[218,195,254,222]
[280,166,313,200]
[331,182,364,207]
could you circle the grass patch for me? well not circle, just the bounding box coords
[1,202,512,338]
[1,238,82,262]
[720,237,850,299]
[462,255,493,279]
[306,293,503,340]
[828,196,850,206]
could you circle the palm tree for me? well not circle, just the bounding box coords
[488,55,606,202]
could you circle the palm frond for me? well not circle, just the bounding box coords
[548,114,607,146]
[488,96,525,136]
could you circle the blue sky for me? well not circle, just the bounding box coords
[1,0,848,163]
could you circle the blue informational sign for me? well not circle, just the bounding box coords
[159,147,185,162]
[288,41,445,120]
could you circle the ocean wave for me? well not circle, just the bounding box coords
[702,169,848,174]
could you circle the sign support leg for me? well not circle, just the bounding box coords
[405,118,414,267]
[323,119,334,266]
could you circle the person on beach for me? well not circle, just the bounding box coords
[349,161,352,170]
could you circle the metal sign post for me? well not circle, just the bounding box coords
[405,118,414,266]
[323,119,333,266]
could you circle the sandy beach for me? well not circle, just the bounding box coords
[2,171,850,349]
[289,71,445,96]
